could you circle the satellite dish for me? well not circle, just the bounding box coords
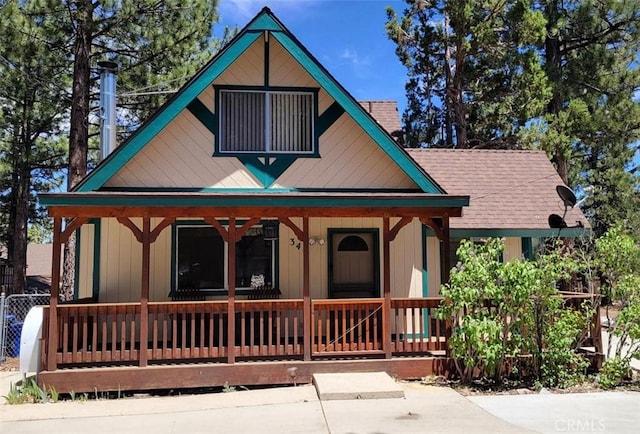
[548,214,567,229]
[556,185,577,208]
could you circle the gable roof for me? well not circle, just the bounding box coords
[75,8,443,194]
[407,149,590,236]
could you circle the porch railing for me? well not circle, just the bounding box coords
[40,294,602,371]
[42,297,450,370]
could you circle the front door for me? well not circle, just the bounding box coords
[329,230,379,298]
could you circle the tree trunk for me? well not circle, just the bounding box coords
[62,0,93,301]
[544,1,569,184]
[10,172,29,295]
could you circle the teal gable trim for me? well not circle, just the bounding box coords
[238,156,296,188]
[187,98,217,136]
[317,101,345,136]
[247,11,284,31]
[271,31,443,194]
[76,31,261,192]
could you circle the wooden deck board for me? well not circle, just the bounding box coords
[38,357,454,393]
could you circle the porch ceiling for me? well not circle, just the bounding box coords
[39,191,469,218]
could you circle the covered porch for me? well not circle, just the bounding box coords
[38,191,466,392]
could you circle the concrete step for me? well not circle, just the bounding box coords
[312,372,404,401]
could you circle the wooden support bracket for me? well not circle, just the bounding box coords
[279,217,304,241]
[420,217,444,240]
[60,217,88,244]
[117,217,144,242]
[389,217,413,242]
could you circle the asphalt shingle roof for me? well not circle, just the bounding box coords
[406,148,590,230]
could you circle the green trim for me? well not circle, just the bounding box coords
[73,219,101,301]
[92,219,101,301]
[327,228,380,298]
[521,237,534,260]
[238,156,296,188]
[76,31,262,192]
[170,222,177,295]
[73,228,81,300]
[424,228,590,238]
[98,186,423,193]
[317,101,345,136]
[421,225,430,336]
[271,31,443,194]
[187,98,217,136]
[247,9,284,31]
[40,194,469,209]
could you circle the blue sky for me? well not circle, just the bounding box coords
[217,0,409,112]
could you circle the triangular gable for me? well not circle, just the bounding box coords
[76,7,443,194]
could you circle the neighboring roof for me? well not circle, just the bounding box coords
[73,8,443,194]
[407,149,590,236]
[26,243,55,278]
[359,101,402,142]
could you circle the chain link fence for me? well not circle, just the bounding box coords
[0,293,50,363]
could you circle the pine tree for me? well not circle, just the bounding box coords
[386,0,549,148]
[53,0,224,300]
[387,0,640,235]
[0,1,69,294]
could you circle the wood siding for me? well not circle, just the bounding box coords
[103,36,416,191]
[425,236,524,296]
[272,114,417,189]
[99,218,171,302]
[92,218,423,303]
[503,237,523,262]
[214,37,264,86]
[76,224,95,299]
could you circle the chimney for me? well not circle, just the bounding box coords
[98,60,118,160]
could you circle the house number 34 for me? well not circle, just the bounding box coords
[290,238,301,250]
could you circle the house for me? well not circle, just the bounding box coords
[37,8,590,393]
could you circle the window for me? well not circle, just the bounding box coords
[219,89,314,154]
[175,224,274,292]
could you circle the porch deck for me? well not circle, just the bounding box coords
[39,297,450,392]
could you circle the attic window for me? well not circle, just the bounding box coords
[218,89,314,154]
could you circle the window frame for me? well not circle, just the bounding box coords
[171,220,278,296]
[214,85,319,157]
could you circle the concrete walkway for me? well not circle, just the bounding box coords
[1,370,638,433]
[0,372,524,434]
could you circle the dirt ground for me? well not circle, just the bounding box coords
[0,357,19,371]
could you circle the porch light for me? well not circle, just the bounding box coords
[262,220,279,240]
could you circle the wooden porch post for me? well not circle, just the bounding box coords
[139,216,150,367]
[227,217,236,364]
[46,217,63,371]
[382,216,392,358]
[302,216,311,361]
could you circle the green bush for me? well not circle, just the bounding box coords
[438,238,592,387]
[598,357,631,389]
